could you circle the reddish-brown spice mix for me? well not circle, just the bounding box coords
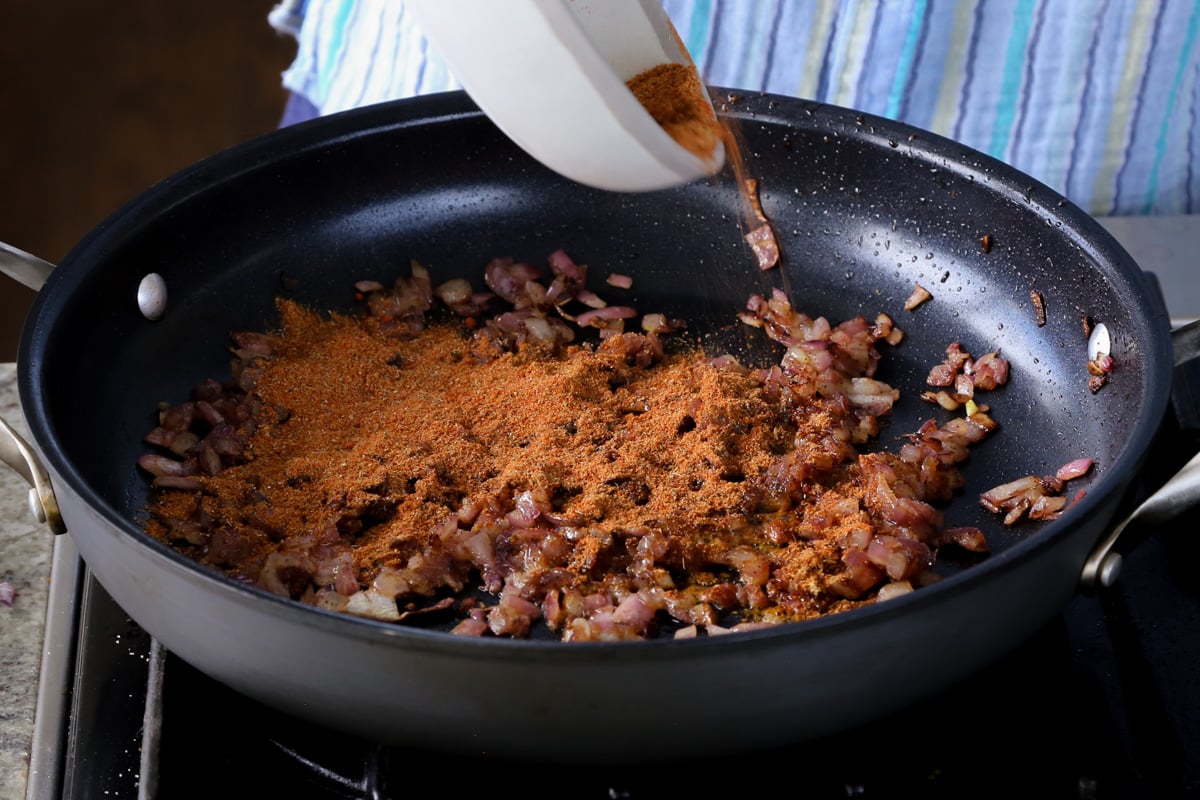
[212,308,777,570]
[144,300,875,624]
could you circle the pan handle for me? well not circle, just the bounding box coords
[1172,317,1200,369]
[0,240,53,291]
[0,241,63,532]
[0,416,65,534]
[1080,449,1200,590]
[1080,318,1200,590]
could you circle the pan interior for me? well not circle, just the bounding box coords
[26,90,1170,602]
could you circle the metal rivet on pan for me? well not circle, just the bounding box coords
[137,273,168,321]
[1087,322,1110,361]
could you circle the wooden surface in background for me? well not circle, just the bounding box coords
[0,2,294,361]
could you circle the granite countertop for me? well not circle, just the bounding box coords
[0,364,52,800]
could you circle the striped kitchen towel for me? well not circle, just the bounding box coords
[270,0,1200,216]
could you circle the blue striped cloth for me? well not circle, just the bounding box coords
[270,0,1200,216]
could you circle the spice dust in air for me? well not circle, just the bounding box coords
[627,64,793,311]
[717,105,794,302]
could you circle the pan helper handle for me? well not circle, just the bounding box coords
[1,240,53,291]
[0,416,64,534]
[1080,318,1200,590]
[0,241,63,532]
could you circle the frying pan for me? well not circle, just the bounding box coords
[3,90,1198,763]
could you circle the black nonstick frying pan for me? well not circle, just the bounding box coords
[2,90,1197,762]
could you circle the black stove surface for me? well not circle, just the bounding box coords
[50,315,1200,800]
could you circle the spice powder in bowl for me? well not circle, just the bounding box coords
[626,62,722,163]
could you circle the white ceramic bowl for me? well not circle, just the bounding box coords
[405,0,725,192]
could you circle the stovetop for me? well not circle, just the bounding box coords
[24,237,1200,798]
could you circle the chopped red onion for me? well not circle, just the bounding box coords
[904,284,932,311]
[1056,458,1094,481]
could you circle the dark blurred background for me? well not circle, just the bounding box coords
[0,2,295,361]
